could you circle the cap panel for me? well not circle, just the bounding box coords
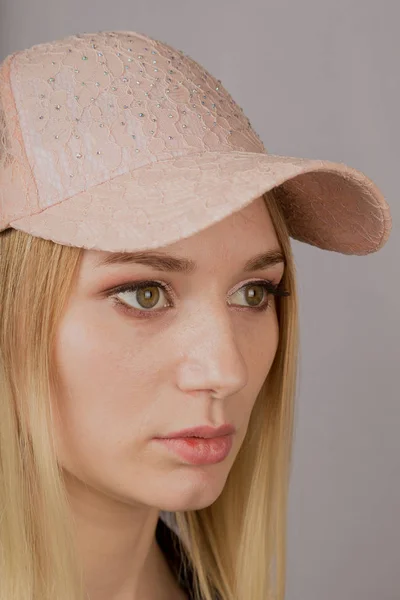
[0,54,40,228]
[8,32,265,211]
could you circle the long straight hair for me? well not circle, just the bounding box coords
[0,187,299,600]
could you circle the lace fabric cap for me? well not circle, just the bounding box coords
[0,30,392,255]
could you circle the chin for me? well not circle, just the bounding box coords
[154,470,228,512]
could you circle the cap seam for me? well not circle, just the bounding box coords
[7,53,41,206]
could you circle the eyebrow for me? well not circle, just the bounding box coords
[94,248,285,274]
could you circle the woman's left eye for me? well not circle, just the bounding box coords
[107,279,289,318]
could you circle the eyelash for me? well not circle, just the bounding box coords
[106,279,290,319]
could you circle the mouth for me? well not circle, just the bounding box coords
[154,434,234,465]
[158,424,236,439]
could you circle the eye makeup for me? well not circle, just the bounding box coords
[104,277,290,320]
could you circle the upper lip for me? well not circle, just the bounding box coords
[158,424,236,439]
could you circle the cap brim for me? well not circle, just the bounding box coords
[9,150,392,255]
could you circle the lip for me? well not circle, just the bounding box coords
[156,424,236,439]
[155,435,234,465]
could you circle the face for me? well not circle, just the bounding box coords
[52,196,285,513]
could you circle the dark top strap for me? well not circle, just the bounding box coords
[155,517,222,600]
[156,516,195,598]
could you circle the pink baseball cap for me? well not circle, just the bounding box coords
[0,30,392,254]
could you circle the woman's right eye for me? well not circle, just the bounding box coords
[107,280,173,317]
[113,281,171,312]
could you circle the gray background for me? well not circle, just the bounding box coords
[0,1,398,599]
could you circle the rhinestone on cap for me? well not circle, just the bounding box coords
[9,30,268,205]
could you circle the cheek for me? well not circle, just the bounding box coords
[55,310,122,406]
[51,307,152,473]
[242,307,280,409]
[246,305,280,371]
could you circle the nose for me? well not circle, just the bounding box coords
[176,307,249,399]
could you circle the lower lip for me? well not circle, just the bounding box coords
[154,435,233,465]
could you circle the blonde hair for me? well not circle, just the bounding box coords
[0,188,299,600]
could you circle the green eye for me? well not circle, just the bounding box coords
[108,279,290,317]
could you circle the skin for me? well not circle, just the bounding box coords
[52,195,285,600]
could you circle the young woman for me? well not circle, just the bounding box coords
[0,30,392,600]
